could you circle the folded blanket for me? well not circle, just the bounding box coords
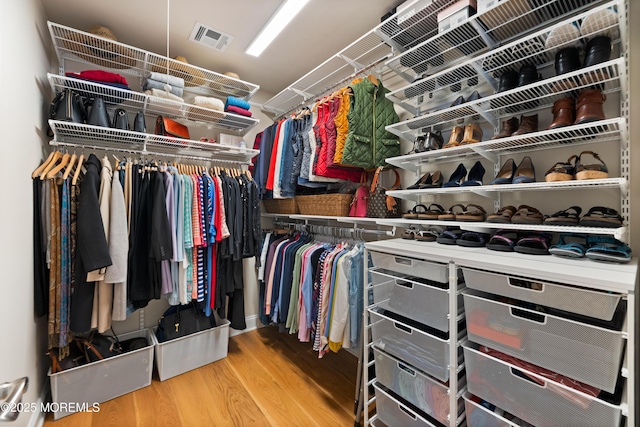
[144,88,184,103]
[144,71,185,88]
[193,96,225,111]
[225,95,251,111]
[143,79,183,97]
[66,70,128,86]
[225,105,252,117]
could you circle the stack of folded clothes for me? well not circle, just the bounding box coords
[143,72,185,98]
[65,70,131,103]
[225,96,252,117]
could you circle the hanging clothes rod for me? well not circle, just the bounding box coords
[49,140,252,166]
[273,220,395,237]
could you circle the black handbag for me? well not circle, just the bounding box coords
[133,111,146,132]
[87,97,111,128]
[47,89,86,136]
[156,303,216,343]
[113,108,129,130]
[76,330,123,363]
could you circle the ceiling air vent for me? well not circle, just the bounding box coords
[189,22,233,52]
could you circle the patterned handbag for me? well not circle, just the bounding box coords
[367,167,402,218]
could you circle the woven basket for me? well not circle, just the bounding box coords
[295,194,353,217]
[262,198,299,214]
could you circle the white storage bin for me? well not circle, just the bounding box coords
[369,308,450,382]
[371,269,460,332]
[369,251,449,283]
[48,329,154,420]
[463,342,622,427]
[464,292,624,392]
[463,392,523,427]
[461,267,622,320]
[373,346,454,424]
[374,382,437,427]
[152,319,230,381]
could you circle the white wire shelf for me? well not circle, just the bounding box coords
[48,74,259,136]
[48,120,259,163]
[386,118,625,170]
[387,178,627,201]
[386,0,623,116]
[385,0,602,83]
[48,22,259,101]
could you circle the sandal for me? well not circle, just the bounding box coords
[438,204,465,221]
[456,231,490,247]
[511,205,544,225]
[575,151,609,180]
[436,228,462,245]
[514,232,553,255]
[402,204,428,219]
[549,233,588,258]
[486,230,520,252]
[402,226,420,240]
[416,226,444,242]
[545,155,577,182]
[585,235,632,263]
[579,206,623,228]
[486,206,517,224]
[543,206,582,226]
[456,204,487,222]
[417,203,445,220]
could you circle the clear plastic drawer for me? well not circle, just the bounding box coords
[464,292,624,392]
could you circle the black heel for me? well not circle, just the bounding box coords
[443,163,467,188]
[461,161,485,186]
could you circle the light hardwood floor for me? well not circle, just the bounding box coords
[44,327,361,426]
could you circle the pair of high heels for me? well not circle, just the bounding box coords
[450,90,482,107]
[491,157,536,184]
[407,170,444,189]
[442,161,485,187]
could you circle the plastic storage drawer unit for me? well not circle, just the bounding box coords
[373,346,454,424]
[48,329,154,420]
[463,342,622,427]
[369,251,449,283]
[371,269,460,332]
[152,319,230,381]
[464,291,624,392]
[461,267,622,320]
[374,382,438,427]
[369,308,450,382]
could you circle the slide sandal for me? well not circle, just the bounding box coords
[486,230,520,252]
[456,231,490,247]
[436,228,462,245]
[416,226,444,242]
[549,233,588,258]
[579,206,623,228]
[514,232,552,255]
[544,206,582,226]
[585,236,632,263]
[418,203,445,220]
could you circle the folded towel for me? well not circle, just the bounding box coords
[225,105,253,117]
[143,79,183,97]
[225,95,251,111]
[66,70,128,86]
[144,88,184,103]
[193,96,225,111]
[144,71,185,88]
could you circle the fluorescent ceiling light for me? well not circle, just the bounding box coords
[245,0,310,57]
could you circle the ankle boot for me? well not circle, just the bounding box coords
[555,47,581,76]
[547,97,576,130]
[584,36,612,68]
[460,123,483,145]
[492,117,519,140]
[575,89,606,125]
[511,114,538,136]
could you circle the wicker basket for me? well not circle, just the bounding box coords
[295,194,353,217]
[262,198,299,214]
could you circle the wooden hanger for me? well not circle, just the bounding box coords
[62,153,78,180]
[367,74,378,86]
[45,152,71,179]
[72,154,84,185]
[32,151,57,178]
[40,151,63,180]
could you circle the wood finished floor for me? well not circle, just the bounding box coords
[44,327,361,426]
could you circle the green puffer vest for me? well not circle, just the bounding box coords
[342,79,400,169]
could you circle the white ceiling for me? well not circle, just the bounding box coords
[42,0,402,98]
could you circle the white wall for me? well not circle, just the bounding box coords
[0,0,51,425]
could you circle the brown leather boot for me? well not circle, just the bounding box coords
[460,123,483,145]
[575,89,606,125]
[492,117,519,139]
[511,114,538,136]
[547,97,576,130]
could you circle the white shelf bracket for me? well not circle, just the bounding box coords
[337,54,364,72]
[614,227,628,243]
[469,189,494,199]
[291,87,314,100]
[468,145,498,163]
[469,104,498,128]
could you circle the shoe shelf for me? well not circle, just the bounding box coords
[48,22,259,101]
[48,120,259,163]
[386,118,625,170]
[387,57,623,135]
[386,0,623,118]
[387,177,626,201]
[385,0,602,84]
[48,74,259,136]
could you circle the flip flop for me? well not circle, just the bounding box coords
[549,233,588,258]
[514,232,552,255]
[585,235,632,263]
[544,206,582,226]
[456,231,490,247]
[486,230,520,252]
[579,206,623,228]
[436,228,462,245]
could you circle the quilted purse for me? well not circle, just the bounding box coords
[155,115,190,140]
[367,166,402,218]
